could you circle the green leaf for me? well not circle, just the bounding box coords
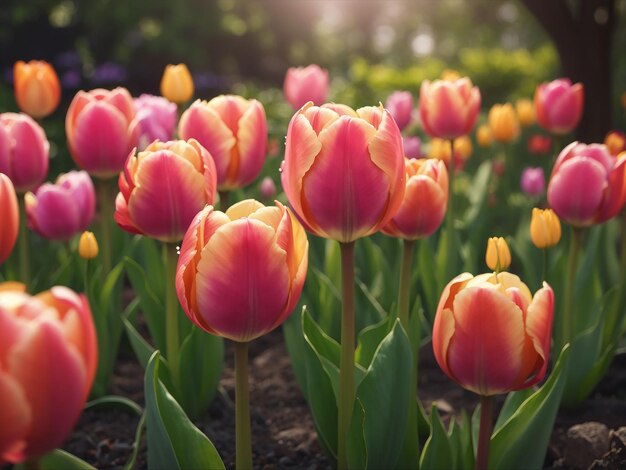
[347,399,367,469]
[282,308,309,399]
[98,260,125,316]
[145,351,225,470]
[85,395,143,416]
[419,406,455,470]
[15,449,96,470]
[123,412,146,470]
[354,315,391,369]
[489,344,570,469]
[493,388,533,434]
[123,316,156,369]
[417,238,438,321]
[178,328,224,419]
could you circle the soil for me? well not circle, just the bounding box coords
[62,331,626,470]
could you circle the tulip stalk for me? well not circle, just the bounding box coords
[475,395,494,470]
[97,179,113,275]
[397,239,415,330]
[219,190,230,211]
[164,242,180,390]
[235,341,252,470]
[445,138,456,283]
[338,241,356,469]
[562,227,582,352]
[18,196,30,287]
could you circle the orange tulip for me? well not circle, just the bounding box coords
[0,283,97,464]
[432,272,554,396]
[488,103,520,143]
[515,98,535,127]
[176,200,308,342]
[429,136,473,172]
[160,64,194,104]
[13,61,61,119]
[382,158,448,240]
[0,174,19,264]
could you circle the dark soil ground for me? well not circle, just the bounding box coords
[63,330,626,470]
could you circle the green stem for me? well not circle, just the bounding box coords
[97,179,113,274]
[235,341,252,470]
[338,241,356,470]
[475,395,494,470]
[445,138,456,283]
[542,248,548,283]
[18,196,30,288]
[551,135,563,171]
[397,239,415,329]
[163,242,180,390]
[219,190,230,211]
[83,259,90,295]
[562,227,582,352]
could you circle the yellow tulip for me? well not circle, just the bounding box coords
[530,208,561,249]
[476,125,493,148]
[488,103,520,143]
[160,64,194,104]
[486,236,511,272]
[515,98,535,127]
[78,231,99,259]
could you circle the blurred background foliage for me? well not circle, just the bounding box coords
[0,0,625,128]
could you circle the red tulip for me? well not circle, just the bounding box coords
[281,102,405,242]
[0,113,49,193]
[25,171,96,241]
[0,283,97,464]
[13,60,61,119]
[115,139,217,242]
[547,142,626,227]
[178,95,267,190]
[176,200,308,342]
[534,79,583,135]
[283,65,329,110]
[419,77,481,139]
[382,158,448,240]
[0,174,19,264]
[66,87,140,178]
[527,134,552,155]
[432,272,553,396]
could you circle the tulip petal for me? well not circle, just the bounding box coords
[28,186,81,240]
[6,116,49,191]
[0,369,30,465]
[595,158,626,223]
[234,100,267,189]
[0,174,19,264]
[521,282,554,389]
[195,219,290,341]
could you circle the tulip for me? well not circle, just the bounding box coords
[604,131,626,157]
[160,64,194,104]
[433,272,554,396]
[0,113,49,193]
[66,87,140,178]
[485,237,511,272]
[488,103,520,143]
[547,141,626,227]
[429,136,473,172]
[441,69,461,82]
[515,98,535,127]
[0,174,19,264]
[403,136,422,159]
[419,77,481,140]
[534,79,584,135]
[283,64,329,110]
[385,91,414,131]
[133,94,177,150]
[178,95,267,191]
[25,171,95,241]
[258,176,276,200]
[476,125,493,148]
[520,167,545,197]
[621,92,626,110]
[78,231,99,259]
[528,134,552,155]
[281,102,405,243]
[176,199,308,342]
[382,158,448,240]
[115,139,217,243]
[530,208,561,249]
[13,60,61,119]
[0,283,97,465]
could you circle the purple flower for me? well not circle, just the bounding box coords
[520,167,545,197]
[133,94,177,149]
[385,91,414,131]
[403,136,422,159]
[92,62,127,85]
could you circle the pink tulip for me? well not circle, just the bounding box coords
[385,91,414,131]
[0,283,97,465]
[547,142,626,227]
[382,158,448,240]
[176,200,308,342]
[281,102,405,243]
[534,79,584,135]
[178,95,267,191]
[419,78,481,139]
[0,113,49,193]
[403,136,422,159]
[115,139,217,242]
[0,174,19,263]
[133,94,177,150]
[432,272,553,396]
[283,65,329,110]
[25,171,95,241]
[259,176,277,200]
[66,87,140,178]
[520,167,545,197]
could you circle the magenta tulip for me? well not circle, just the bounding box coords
[534,79,584,135]
[133,94,177,150]
[385,91,414,131]
[0,113,49,193]
[283,65,329,110]
[259,176,277,200]
[0,174,19,263]
[403,136,422,159]
[547,142,626,227]
[520,167,545,197]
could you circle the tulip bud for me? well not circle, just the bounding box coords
[78,231,99,259]
[441,69,461,82]
[133,94,177,150]
[0,173,19,264]
[528,134,552,155]
[534,79,584,135]
[259,176,277,200]
[604,131,626,157]
[403,136,422,159]
[515,98,535,127]
[385,91,414,131]
[485,237,511,272]
[520,167,545,197]
[160,64,194,104]
[283,65,329,110]
[13,60,61,119]
[476,125,493,148]
[488,103,520,143]
[429,136,473,172]
[530,208,561,249]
